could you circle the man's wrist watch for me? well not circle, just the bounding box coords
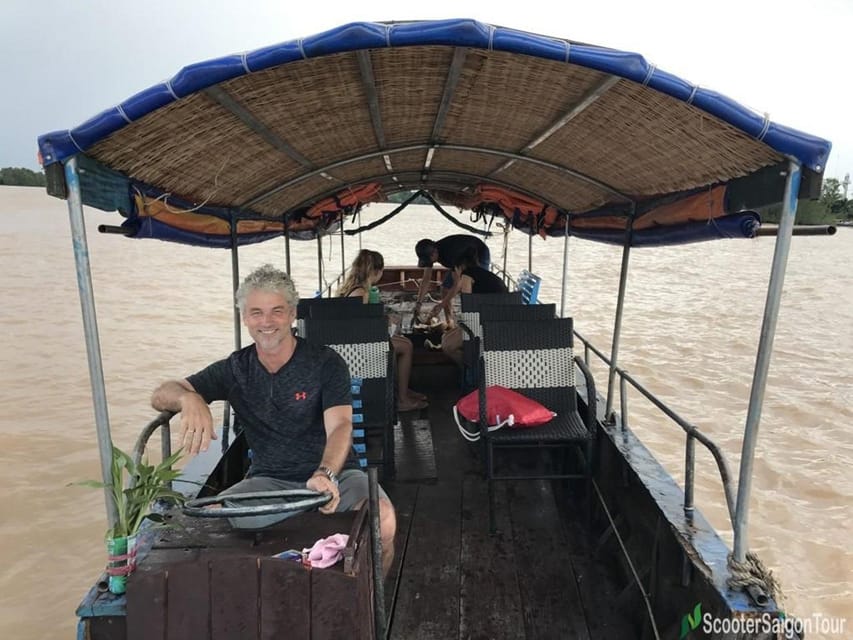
[315,465,339,486]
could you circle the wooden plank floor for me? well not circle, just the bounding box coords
[382,375,635,640]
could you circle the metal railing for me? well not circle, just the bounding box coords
[132,411,174,480]
[492,265,519,290]
[573,330,736,529]
[319,271,346,298]
[436,262,733,526]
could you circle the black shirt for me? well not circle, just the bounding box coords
[435,235,491,269]
[187,338,355,482]
[464,265,508,293]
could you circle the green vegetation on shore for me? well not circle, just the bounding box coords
[761,175,852,225]
[0,167,46,187]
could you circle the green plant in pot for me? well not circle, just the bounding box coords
[76,445,185,594]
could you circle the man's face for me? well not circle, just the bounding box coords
[242,290,296,354]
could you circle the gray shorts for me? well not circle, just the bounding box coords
[220,469,390,529]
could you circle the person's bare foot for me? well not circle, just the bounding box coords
[408,389,428,401]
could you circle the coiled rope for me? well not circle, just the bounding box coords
[727,551,781,606]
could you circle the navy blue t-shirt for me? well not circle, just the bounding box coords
[435,235,490,269]
[187,338,355,482]
[464,265,508,294]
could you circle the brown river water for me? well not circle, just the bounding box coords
[0,185,850,637]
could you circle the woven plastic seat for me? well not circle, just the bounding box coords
[295,296,362,339]
[459,291,523,312]
[488,407,590,444]
[459,303,557,392]
[298,298,385,340]
[478,302,555,323]
[305,317,396,478]
[461,317,597,531]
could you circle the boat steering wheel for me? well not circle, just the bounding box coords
[181,489,331,518]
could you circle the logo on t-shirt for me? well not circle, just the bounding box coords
[294,391,307,400]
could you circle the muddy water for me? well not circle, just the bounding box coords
[0,186,849,637]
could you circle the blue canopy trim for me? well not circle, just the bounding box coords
[38,19,831,172]
[130,217,283,248]
[569,212,761,246]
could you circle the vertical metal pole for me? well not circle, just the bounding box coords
[340,217,346,291]
[501,225,509,286]
[64,156,118,531]
[316,235,324,296]
[161,419,172,486]
[230,215,241,350]
[684,433,695,522]
[283,215,292,275]
[733,160,801,562]
[527,231,533,273]
[619,374,629,431]
[605,209,634,419]
[367,467,387,639]
[560,216,570,317]
[222,215,241,441]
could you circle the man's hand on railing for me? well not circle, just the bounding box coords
[178,392,218,455]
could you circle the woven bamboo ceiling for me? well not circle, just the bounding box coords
[39,19,831,223]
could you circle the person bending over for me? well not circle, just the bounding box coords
[413,234,491,321]
[151,264,396,575]
[430,247,508,367]
[338,249,427,412]
[424,246,507,325]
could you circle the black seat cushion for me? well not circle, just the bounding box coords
[487,410,590,443]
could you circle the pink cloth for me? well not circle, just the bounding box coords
[303,533,350,568]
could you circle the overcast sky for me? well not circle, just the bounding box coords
[3,0,850,182]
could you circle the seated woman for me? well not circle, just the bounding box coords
[425,247,508,367]
[338,250,428,412]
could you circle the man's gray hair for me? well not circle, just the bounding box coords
[235,264,299,313]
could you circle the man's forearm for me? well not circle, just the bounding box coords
[319,424,353,473]
[151,380,197,412]
[415,267,433,306]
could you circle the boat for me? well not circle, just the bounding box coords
[37,19,834,639]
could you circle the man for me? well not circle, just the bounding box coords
[428,247,508,367]
[151,264,396,574]
[413,234,490,321]
[425,247,508,323]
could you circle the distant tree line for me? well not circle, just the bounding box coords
[758,174,851,225]
[0,167,46,187]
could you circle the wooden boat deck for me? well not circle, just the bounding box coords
[80,350,638,640]
[382,365,635,639]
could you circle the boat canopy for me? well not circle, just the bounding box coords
[38,19,831,248]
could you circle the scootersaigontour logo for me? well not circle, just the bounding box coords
[680,602,847,638]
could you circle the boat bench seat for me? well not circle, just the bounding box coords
[305,316,396,479]
[458,300,556,393]
[459,317,597,531]
[295,296,375,340]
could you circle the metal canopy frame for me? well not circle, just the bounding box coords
[66,148,802,577]
[241,142,632,209]
[733,159,801,562]
[57,19,813,589]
